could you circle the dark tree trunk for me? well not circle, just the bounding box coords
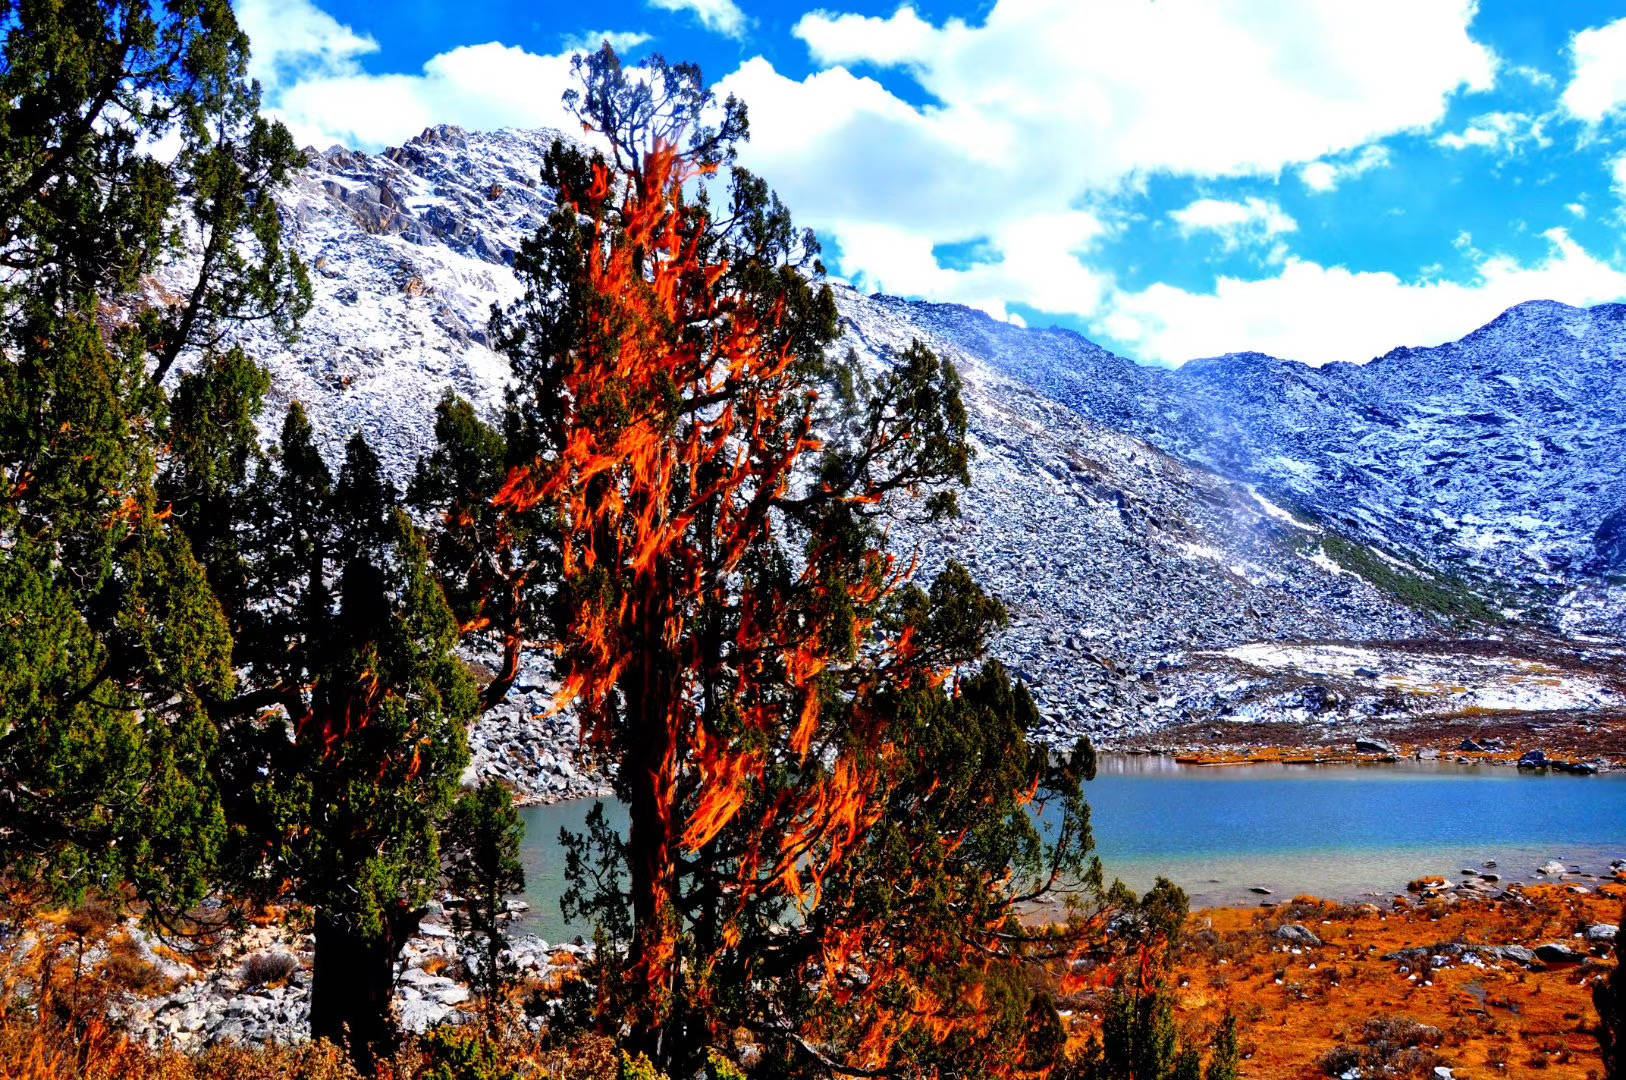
[620,612,685,1069]
[308,904,421,1072]
[1600,917,1624,1079]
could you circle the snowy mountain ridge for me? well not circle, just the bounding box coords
[182,124,1626,762]
[882,293,1626,605]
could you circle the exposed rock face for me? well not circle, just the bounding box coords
[174,124,1626,778]
[119,916,583,1049]
[895,294,1626,625]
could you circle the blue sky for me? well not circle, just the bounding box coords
[238,0,1626,367]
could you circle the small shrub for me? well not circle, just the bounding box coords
[241,950,298,988]
[1319,1045,1362,1076]
[102,938,167,993]
[1319,1017,1443,1078]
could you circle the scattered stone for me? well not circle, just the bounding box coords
[1533,942,1585,964]
[1586,923,1618,943]
[1553,760,1599,775]
[1355,739,1397,755]
[1274,923,1323,947]
[1538,859,1567,876]
[1517,749,1547,769]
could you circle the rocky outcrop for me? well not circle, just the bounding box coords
[120,916,584,1049]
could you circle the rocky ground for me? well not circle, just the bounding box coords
[36,869,1615,1065]
[1119,637,1626,770]
[98,907,584,1051]
[462,665,611,804]
[1110,881,1624,1079]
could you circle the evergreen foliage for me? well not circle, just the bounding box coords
[0,0,305,909]
[1205,1014,1241,1080]
[201,415,477,1069]
[415,44,1106,1078]
[445,779,528,1018]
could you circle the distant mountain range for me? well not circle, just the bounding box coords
[174,124,1626,759]
[913,294,1626,595]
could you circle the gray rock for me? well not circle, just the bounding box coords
[1273,923,1323,947]
[1587,923,1618,943]
[1534,942,1585,963]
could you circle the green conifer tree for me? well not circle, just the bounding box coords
[445,779,527,1020]
[0,0,306,909]
[1205,1013,1241,1080]
[200,421,477,1069]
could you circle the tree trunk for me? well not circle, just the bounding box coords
[621,650,681,1066]
[309,905,420,1072]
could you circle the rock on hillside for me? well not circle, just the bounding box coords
[871,295,1626,631]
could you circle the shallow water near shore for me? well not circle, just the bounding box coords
[514,756,1626,940]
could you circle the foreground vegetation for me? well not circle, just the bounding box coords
[1,3,1619,1078]
[3,883,1620,1080]
[0,4,1113,1075]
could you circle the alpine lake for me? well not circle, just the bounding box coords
[513,756,1626,941]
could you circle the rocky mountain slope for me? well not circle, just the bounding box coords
[888,295,1626,633]
[181,125,1626,777]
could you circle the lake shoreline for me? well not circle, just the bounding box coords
[513,759,1626,939]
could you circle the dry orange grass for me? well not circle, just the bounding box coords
[1105,886,1623,1079]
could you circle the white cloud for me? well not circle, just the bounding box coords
[266,42,583,150]
[1299,145,1391,193]
[781,0,1492,183]
[236,0,378,93]
[724,0,1494,325]
[1567,201,1587,219]
[1101,229,1626,366]
[1562,17,1626,123]
[1611,155,1626,203]
[1508,64,1557,90]
[794,7,943,67]
[648,0,748,38]
[560,30,653,54]
[237,0,656,151]
[1434,111,1549,153]
[1169,197,1296,251]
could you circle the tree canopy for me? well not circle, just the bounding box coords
[414,44,1105,1078]
[0,0,307,911]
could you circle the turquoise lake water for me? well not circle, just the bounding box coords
[515,757,1626,941]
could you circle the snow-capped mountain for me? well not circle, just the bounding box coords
[190,124,1626,760]
[893,294,1626,612]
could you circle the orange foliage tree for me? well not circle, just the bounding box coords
[413,45,1105,1078]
